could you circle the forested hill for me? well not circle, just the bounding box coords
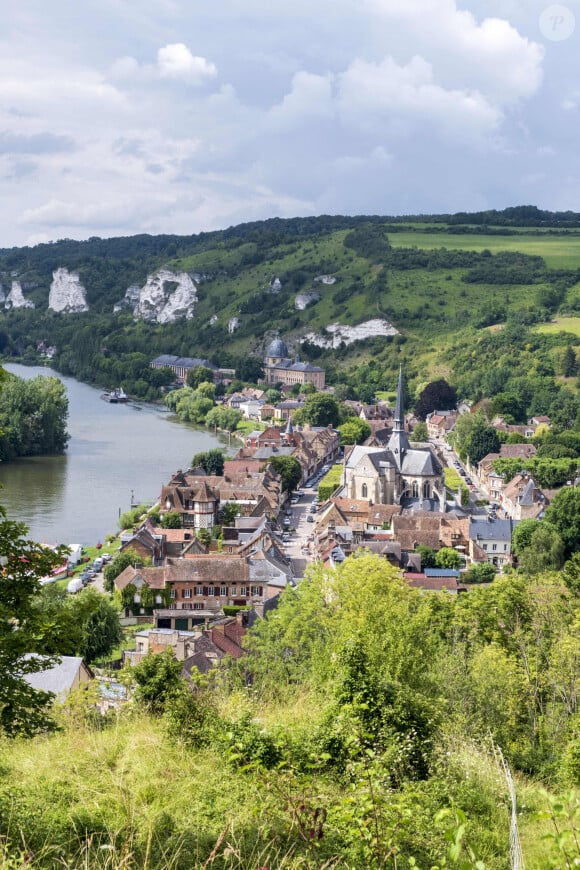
[2,206,580,409]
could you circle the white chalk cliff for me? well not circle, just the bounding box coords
[6,280,35,309]
[301,319,399,348]
[129,270,198,323]
[295,291,321,310]
[49,268,89,313]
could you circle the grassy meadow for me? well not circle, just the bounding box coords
[389,228,580,269]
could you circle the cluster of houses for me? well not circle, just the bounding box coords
[27,371,573,708]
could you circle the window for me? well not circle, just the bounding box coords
[228,547,233,554]
[240,586,247,596]
[183,588,191,599]
[208,585,215,596]
[251,586,262,596]
[194,603,204,610]
[170,589,176,599]
[423,482,430,499]
[412,481,419,498]
[492,544,497,552]
[195,586,203,596]
[231,586,237,595]
[361,483,368,498]
[482,543,487,550]
[220,586,227,596]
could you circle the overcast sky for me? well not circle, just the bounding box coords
[0,0,578,246]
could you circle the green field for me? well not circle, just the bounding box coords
[444,466,463,492]
[535,316,580,336]
[390,230,580,268]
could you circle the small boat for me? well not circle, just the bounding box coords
[101,387,128,404]
[40,563,69,585]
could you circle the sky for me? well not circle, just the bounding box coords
[0,0,579,247]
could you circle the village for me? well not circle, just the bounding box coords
[87,349,565,688]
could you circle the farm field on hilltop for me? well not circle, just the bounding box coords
[389,229,580,268]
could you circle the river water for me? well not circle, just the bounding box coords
[0,364,227,546]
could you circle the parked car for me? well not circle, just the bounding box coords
[307,515,314,523]
[282,532,290,542]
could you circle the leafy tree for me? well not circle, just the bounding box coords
[0,374,69,461]
[205,406,242,432]
[466,421,500,464]
[517,523,565,574]
[561,552,580,595]
[191,448,225,476]
[103,547,143,593]
[236,357,264,383]
[562,346,577,378]
[465,562,496,583]
[415,545,436,569]
[435,547,462,569]
[186,366,215,389]
[131,649,184,715]
[269,455,302,492]
[193,380,216,401]
[161,511,182,529]
[220,502,240,526]
[412,421,428,441]
[512,518,542,556]
[66,588,123,663]
[0,507,69,736]
[338,418,371,445]
[294,393,340,427]
[415,379,457,420]
[544,487,580,557]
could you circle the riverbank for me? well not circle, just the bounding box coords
[0,364,228,545]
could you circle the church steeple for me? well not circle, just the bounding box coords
[394,365,404,429]
[388,365,410,469]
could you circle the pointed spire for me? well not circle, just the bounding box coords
[394,365,404,428]
[388,365,410,469]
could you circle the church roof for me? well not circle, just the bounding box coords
[266,336,289,358]
[345,444,442,477]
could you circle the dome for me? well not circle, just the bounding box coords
[266,336,289,358]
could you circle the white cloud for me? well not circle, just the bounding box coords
[267,72,335,129]
[366,0,544,103]
[337,55,502,142]
[0,0,572,246]
[157,43,217,83]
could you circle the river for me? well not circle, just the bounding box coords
[0,364,228,546]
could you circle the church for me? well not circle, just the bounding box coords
[341,369,446,512]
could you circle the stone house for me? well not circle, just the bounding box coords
[468,517,519,567]
[392,512,469,557]
[501,474,545,520]
[160,466,283,529]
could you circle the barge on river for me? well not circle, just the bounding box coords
[101,387,128,404]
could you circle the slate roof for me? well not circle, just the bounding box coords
[23,656,92,699]
[345,443,442,478]
[469,517,518,542]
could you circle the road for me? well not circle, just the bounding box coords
[430,438,488,513]
[278,484,320,578]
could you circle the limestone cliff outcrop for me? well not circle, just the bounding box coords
[48,268,89,313]
[120,270,198,323]
[301,318,399,348]
[6,280,35,310]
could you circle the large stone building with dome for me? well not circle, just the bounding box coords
[263,335,325,389]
